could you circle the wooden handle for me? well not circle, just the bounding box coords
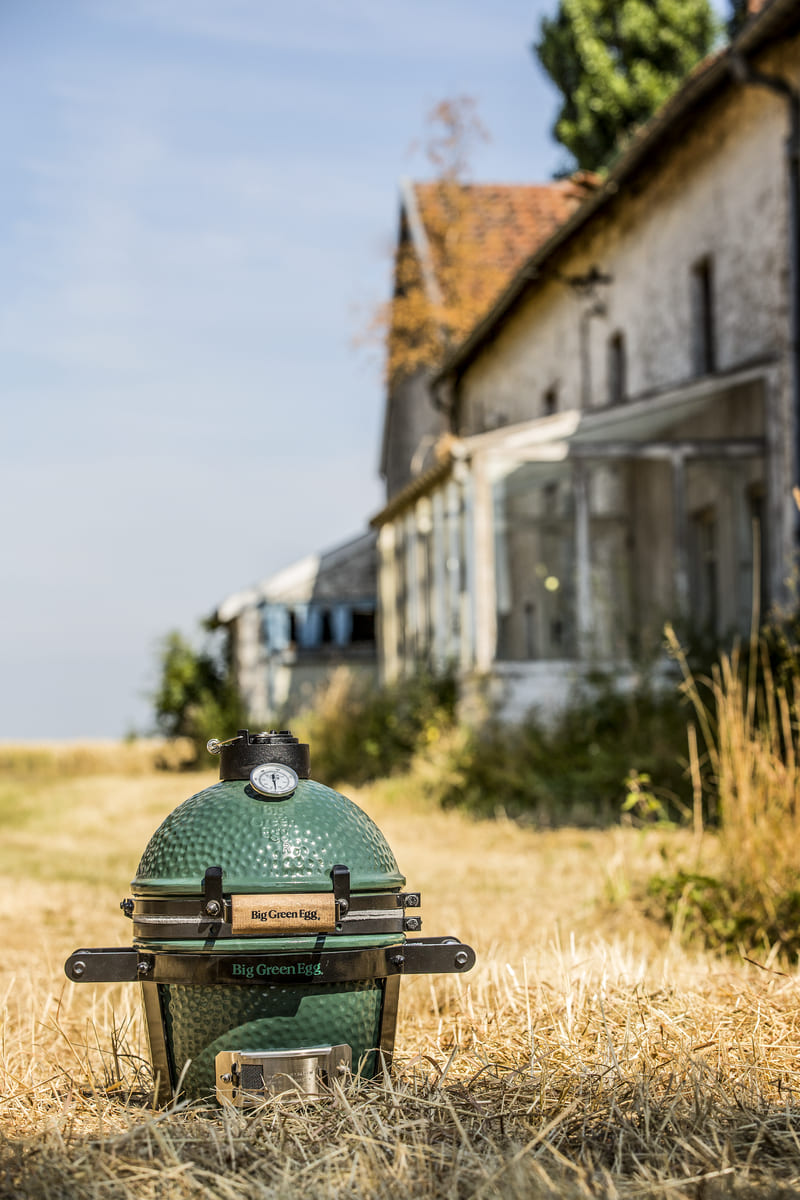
[231,893,336,935]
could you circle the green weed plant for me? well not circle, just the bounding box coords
[437,682,690,826]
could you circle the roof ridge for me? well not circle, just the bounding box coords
[411,179,588,190]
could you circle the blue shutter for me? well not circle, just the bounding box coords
[262,605,291,652]
[331,604,353,647]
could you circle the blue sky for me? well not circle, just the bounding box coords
[0,0,726,738]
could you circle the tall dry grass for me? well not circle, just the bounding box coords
[662,625,800,956]
[7,938,800,1198]
[3,754,800,1196]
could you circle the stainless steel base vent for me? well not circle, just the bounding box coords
[215,1044,352,1105]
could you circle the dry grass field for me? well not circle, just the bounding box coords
[2,749,800,1198]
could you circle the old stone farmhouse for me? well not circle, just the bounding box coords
[373,0,800,720]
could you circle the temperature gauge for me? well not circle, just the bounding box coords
[249,762,299,798]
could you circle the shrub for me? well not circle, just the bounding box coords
[292,667,458,787]
[437,681,690,826]
[152,630,248,768]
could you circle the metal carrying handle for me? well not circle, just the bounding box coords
[207,730,290,755]
[206,735,243,756]
[64,938,476,985]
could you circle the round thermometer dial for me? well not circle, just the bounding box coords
[249,762,299,798]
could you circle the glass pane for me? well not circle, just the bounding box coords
[494,463,577,661]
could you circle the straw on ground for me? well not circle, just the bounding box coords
[2,751,800,1198]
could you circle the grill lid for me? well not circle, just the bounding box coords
[131,777,406,896]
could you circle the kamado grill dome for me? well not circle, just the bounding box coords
[65,730,475,1105]
[133,732,403,895]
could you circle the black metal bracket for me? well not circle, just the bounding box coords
[65,948,145,983]
[202,866,224,918]
[330,864,350,918]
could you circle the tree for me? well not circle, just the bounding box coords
[370,97,508,387]
[534,0,718,173]
[152,627,247,766]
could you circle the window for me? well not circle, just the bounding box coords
[494,465,577,662]
[351,609,376,643]
[691,256,716,375]
[543,481,559,513]
[608,331,626,405]
[543,385,558,416]
[690,506,718,635]
[747,482,767,624]
[524,601,536,658]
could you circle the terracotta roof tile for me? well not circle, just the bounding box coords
[412,179,591,315]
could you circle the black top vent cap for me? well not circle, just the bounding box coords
[218,729,311,781]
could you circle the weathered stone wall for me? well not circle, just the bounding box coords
[457,40,795,434]
[382,368,446,500]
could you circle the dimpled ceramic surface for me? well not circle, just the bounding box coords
[160,980,385,1099]
[132,778,405,894]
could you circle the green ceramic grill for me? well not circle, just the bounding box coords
[64,730,475,1105]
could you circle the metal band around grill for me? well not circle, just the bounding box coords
[127,894,421,937]
[124,866,423,938]
[65,938,475,985]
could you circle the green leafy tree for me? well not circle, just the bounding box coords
[534,0,718,172]
[152,628,247,767]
